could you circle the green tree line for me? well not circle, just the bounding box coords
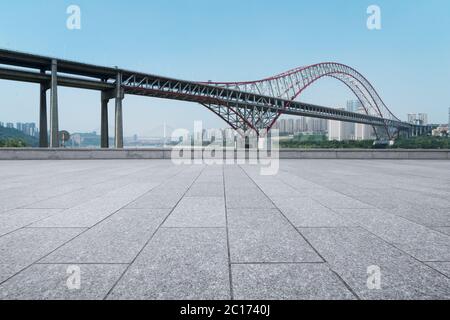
[280,134,450,149]
[0,126,38,148]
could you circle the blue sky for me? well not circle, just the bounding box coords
[1,0,449,135]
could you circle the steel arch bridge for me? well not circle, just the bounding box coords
[0,49,428,148]
[201,62,402,139]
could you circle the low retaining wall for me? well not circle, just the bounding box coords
[0,148,449,160]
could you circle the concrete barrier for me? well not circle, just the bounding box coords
[0,148,449,160]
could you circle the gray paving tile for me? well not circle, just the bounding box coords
[0,228,85,283]
[274,198,354,227]
[336,209,450,261]
[434,227,450,236]
[186,182,224,197]
[226,194,275,209]
[232,263,355,300]
[394,238,450,262]
[391,207,450,227]
[251,182,301,198]
[312,194,374,209]
[426,262,450,278]
[228,209,321,263]
[107,228,230,300]
[164,197,226,228]
[229,228,321,263]
[0,209,62,237]
[224,185,262,196]
[24,178,144,209]
[1,160,450,300]
[0,264,127,300]
[30,183,156,228]
[126,192,184,209]
[195,171,224,184]
[301,227,450,299]
[42,209,169,264]
[227,208,291,229]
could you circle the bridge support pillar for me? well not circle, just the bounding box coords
[101,91,110,149]
[49,60,59,148]
[114,72,124,149]
[244,134,250,150]
[39,74,49,148]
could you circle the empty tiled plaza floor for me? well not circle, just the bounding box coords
[0,159,450,300]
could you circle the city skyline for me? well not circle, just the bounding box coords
[1,100,444,142]
[1,0,449,136]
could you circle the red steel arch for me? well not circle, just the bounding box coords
[202,63,399,138]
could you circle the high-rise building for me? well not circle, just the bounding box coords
[279,119,288,134]
[328,108,354,141]
[407,114,417,124]
[407,113,428,126]
[344,104,356,138]
[307,118,327,133]
[328,120,342,141]
[287,119,294,135]
[418,113,428,125]
[24,123,37,137]
[346,100,362,113]
[355,107,375,140]
[275,116,327,135]
[293,119,299,133]
[0,122,4,127]
[295,117,307,133]
[7,122,38,137]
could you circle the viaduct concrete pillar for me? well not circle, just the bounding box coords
[101,92,109,149]
[245,134,250,150]
[39,74,49,148]
[49,60,59,148]
[114,72,124,149]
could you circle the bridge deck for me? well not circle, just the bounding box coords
[0,160,449,300]
[0,49,412,129]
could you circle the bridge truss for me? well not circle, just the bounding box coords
[202,63,403,139]
[0,49,426,148]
